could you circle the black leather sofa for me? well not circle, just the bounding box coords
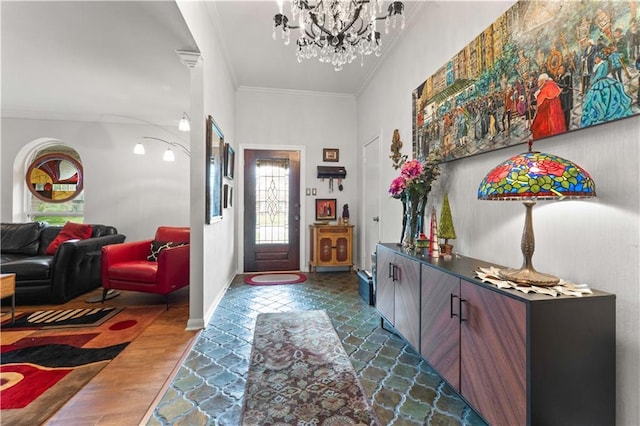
[1,222,126,304]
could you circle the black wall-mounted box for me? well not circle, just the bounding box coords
[317,166,347,179]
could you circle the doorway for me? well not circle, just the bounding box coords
[362,135,381,272]
[243,149,301,272]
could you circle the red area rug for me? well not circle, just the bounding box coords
[1,307,123,330]
[0,306,164,425]
[241,310,379,424]
[244,272,307,286]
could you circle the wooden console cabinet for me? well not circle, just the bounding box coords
[309,224,354,273]
[376,243,615,426]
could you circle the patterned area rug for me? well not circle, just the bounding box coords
[0,306,165,425]
[244,272,307,286]
[241,310,379,425]
[1,307,123,330]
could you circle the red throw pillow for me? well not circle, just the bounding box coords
[45,222,93,255]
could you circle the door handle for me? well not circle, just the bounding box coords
[373,216,379,222]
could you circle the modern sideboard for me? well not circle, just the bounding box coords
[376,243,615,426]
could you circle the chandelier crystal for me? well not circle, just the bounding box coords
[273,0,405,71]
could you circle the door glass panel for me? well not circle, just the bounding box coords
[255,158,290,244]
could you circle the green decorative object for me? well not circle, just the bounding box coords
[438,193,456,255]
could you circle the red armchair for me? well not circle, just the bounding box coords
[101,226,189,308]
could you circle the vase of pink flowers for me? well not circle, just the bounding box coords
[389,150,441,250]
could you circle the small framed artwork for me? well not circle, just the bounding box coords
[224,143,235,179]
[205,115,224,223]
[223,184,229,208]
[315,198,337,221]
[323,148,339,162]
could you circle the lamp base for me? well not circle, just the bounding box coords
[498,267,560,286]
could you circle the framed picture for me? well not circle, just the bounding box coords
[223,184,229,208]
[315,198,337,221]
[224,143,235,179]
[412,0,639,163]
[206,115,224,223]
[323,148,339,162]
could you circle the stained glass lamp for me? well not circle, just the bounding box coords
[478,151,596,286]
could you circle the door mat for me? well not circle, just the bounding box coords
[240,310,379,425]
[244,272,307,286]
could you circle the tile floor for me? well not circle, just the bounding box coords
[148,272,487,425]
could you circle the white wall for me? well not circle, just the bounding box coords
[0,117,190,240]
[177,1,238,329]
[357,2,639,424]
[235,87,358,271]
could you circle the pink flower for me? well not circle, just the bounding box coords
[400,159,424,179]
[389,176,407,198]
[388,151,442,202]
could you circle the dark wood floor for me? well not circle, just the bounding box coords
[3,286,198,425]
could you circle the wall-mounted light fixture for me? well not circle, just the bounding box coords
[134,137,191,162]
[178,112,191,132]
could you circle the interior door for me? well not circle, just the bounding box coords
[362,135,381,272]
[244,149,301,272]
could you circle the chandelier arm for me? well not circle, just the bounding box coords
[308,3,364,38]
[308,14,334,37]
[352,19,370,37]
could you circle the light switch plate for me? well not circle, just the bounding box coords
[312,188,317,196]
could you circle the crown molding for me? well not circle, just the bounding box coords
[176,50,202,68]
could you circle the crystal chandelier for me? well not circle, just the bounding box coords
[273,0,405,71]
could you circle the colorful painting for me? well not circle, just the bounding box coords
[315,199,337,221]
[412,1,639,162]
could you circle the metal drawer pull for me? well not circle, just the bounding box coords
[460,298,468,322]
[450,294,459,318]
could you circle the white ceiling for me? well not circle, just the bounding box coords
[1,1,419,127]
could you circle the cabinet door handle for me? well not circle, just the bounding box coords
[450,294,459,318]
[389,264,399,282]
[459,298,468,322]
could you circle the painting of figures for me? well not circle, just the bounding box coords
[412,1,639,162]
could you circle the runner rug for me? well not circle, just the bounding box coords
[240,310,379,425]
[0,306,165,426]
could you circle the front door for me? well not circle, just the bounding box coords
[244,149,301,272]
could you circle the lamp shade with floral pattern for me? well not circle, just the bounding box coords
[478,151,596,200]
[477,151,596,286]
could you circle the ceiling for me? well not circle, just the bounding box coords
[1,1,419,128]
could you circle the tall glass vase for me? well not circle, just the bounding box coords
[401,194,424,250]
